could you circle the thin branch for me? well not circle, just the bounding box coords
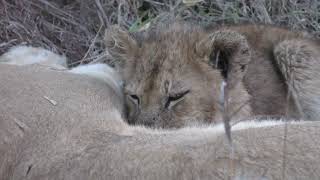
[218,80,235,180]
[95,0,109,26]
[282,46,292,180]
[79,24,103,65]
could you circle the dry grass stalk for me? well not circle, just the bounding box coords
[1,0,320,67]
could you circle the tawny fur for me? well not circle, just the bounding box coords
[105,21,320,128]
[1,62,320,180]
[105,23,252,128]
[225,24,320,120]
[0,45,67,69]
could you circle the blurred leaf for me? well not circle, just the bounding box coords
[129,10,153,32]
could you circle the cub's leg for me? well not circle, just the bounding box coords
[273,39,320,120]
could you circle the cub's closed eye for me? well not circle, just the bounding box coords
[128,94,140,105]
[169,90,190,101]
[165,90,190,108]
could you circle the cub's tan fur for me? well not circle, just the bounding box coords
[225,24,320,120]
[105,21,320,128]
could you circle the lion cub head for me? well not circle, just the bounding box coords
[105,22,252,128]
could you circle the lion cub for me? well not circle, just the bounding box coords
[105,21,320,128]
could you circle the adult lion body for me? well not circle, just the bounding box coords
[1,47,320,180]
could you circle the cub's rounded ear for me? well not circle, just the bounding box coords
[196,30,251,88]
[104,25,138,67]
